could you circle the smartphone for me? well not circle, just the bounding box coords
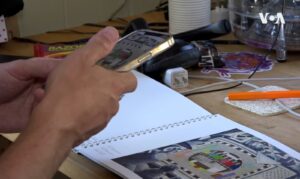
[96,29,175,72]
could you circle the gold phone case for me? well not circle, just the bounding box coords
[98,29,175,72]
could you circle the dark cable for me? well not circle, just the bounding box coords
[108,0,127,21]
[146,0,168,13]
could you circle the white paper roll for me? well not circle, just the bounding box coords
[169,0,211,34]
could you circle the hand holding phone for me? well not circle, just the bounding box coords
[96,30,174,72]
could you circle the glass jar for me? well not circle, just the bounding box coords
[228,0,300,59]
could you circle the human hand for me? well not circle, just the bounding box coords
[0,58,59,133]
[28,27,137,145]
[0,27,136,179]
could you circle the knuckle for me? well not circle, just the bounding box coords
[107,94,120,116]
[97,93,119,123]
[65,48,92,68]
[128,73,138,90]
[117,73,138,93]
[72,50,90,65]
[93,33,114,52]
[112,100,120,116]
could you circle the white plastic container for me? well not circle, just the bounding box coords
[169,0,211,34]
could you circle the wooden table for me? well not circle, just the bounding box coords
[1,11,300,179]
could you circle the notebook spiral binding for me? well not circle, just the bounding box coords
[78,115,215,149]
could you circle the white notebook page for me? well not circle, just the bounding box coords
[75,71,211,150]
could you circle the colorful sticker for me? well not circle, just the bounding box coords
[202,52,274,78]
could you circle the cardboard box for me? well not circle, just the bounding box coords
[0,15,19,43]
[6,15,20,38]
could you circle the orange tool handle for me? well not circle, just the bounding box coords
[228,90,300,100]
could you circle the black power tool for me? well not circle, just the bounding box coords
[139,39,225,80]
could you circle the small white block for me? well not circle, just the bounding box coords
[163,67,189,89]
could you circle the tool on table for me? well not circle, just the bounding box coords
[228,90,300,100]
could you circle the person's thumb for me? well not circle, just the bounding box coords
[66,27,119,66]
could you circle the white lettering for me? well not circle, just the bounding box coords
[275,13,286,24]
[259,13,285,25]
[259,13,269,24]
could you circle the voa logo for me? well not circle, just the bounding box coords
[259,13,285,25]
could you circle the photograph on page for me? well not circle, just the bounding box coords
[111,129,300,179]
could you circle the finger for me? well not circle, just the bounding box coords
[115,72,138,95]
[6,58,61,81]
[67,27,119,66]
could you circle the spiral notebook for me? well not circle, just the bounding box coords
[74,72,300,179]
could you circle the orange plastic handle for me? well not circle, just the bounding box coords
[228,90,300,100]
